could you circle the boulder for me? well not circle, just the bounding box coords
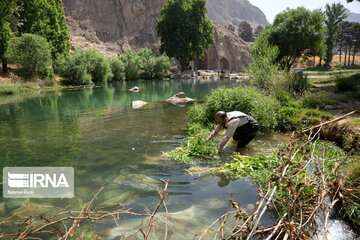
[129,86,139,92]
[166,92,195,106]
[132,100,147,109]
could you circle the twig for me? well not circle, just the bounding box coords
[143,179,169,240]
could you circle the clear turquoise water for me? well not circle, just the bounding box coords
[0,79,281,239]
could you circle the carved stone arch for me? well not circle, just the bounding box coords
[219,58,230,71]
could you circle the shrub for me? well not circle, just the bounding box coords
[109,58,125,81]
[56,49,113,85]
[118,49,173,81]
[286,72,309,95]
[188,86,281,134]
[152,55,172,79]
[301,91,332,109]
[335,73,360,92]
[6,34,52,80]
[118,50,143,81]
[247,33,280,91]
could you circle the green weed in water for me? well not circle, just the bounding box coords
[163,123,217,162]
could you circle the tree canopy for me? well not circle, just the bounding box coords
[324,3,347,67]
[157,0,214,70]
[6,33,52,79]
[238,21,253,42]
[227,24,235,32]
[0,0,17,73]
[266,7,327,70]
[253,25,264,38]
[17,0,71,58]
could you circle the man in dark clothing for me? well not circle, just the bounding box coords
[206,111,259,152]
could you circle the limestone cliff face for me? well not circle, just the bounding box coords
[206,0,268,27]
[62,0,252,69]
[62,0,166,55]
[195,22,251,72]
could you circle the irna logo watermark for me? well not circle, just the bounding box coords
[3,167,74,198]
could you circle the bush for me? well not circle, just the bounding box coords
[56,49,113,85]
[301,91,332,109]
[286,72,309,95]
[6,34,52,80]
[109,58,125,81]
[335,73,360,92]
[247,33,280,91]
[118,49,173,81]
[118,50,143,81]
[188,86,281,134]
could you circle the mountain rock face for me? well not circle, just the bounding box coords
[62,0,167,55]
[62,0,254,69]
[206,0,268,28]
[345,9,360,23]
[195,22,251,72]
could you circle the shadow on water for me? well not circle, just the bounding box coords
[0,79,284,238]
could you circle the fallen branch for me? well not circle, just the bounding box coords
[300,111,356,134]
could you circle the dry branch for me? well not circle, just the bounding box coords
[300,111,356,133]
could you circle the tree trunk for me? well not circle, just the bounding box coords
[344,44,348,66]
[339,39,342,63]
[2,59,8,74]
[348,46,351,66]
[352,47,357,65]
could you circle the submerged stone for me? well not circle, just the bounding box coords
[132,100,147,109]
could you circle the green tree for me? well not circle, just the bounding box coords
[247,31,279,91]
[17,0,71,58]
[6,34,52,80]
[157,0,214,70]
[324,3,347,67]
[253,25,264,38]
[227,24,235,32]
[238,21,253,42]
[267,7,327,71]
[0,0,17,73]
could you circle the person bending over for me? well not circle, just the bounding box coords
[206,111,259,153]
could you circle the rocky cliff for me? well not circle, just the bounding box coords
[195,22,251,72]
[62,0,254,70]
[63,0,167,55]
[206,0,268,28]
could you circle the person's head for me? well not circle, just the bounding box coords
[215,111,227,126]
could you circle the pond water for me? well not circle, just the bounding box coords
[0,79,299,238]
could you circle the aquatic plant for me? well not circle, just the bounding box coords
[163,123,217,162]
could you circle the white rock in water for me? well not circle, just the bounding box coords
[129,86,139,92]
[132,100,147,109]
[166,92,195,106]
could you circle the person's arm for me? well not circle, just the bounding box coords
[217,136,230,152]
[217,119,240,153]
[206,124,221,141]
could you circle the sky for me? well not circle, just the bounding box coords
[248,0,360,23]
